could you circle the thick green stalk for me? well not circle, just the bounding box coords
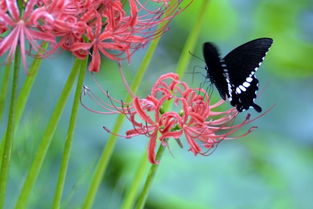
[0,48,20,209]
[81,28,163,209]
[135,144,165,209]
[0,62,12,123]
[0,62,12,172]
[121,153,149,209]
[15,42,48,127]
[175,1,210,78]
[81,113,125,209]
[0,43,47,170]
[52,58,87,209]
[14,59,82,209]
[135,0,211,208]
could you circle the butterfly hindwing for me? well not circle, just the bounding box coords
[203,38,273,112]
[230,75,261,112]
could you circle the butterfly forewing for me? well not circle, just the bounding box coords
[223,38,273,87]
[203,42,229,100]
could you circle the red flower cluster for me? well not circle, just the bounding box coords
[82,73,260,164]
[0,0,182,71]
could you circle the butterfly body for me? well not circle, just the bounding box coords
[203,38,273,112]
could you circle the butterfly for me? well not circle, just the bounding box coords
[202,38,273,112]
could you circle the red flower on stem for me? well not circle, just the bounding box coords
[82,73,265,164]
[0,0,55,70]
[70,0,183,72]
[0,0,185,72]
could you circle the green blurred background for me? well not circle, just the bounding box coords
[1,0,313,208]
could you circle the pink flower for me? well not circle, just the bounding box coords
[82,73,264,164]
[0,0,55,69]
[0,0,185,72]
[69,0,183,72]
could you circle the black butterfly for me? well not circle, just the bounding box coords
[203,38,273,112]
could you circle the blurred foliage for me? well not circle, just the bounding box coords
[255,0,313,77]
[177,0,238,40]
[1,0,313,209]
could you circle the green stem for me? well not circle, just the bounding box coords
[121,153,149,209]
[175,0,210,78]
[52,58,87,209]
[0,48,20,209]
[0,62,12,123]
[0,43,47,170]
[14,59,82,209]
[15,42,48,127]
[135,144,165,209]
[0,62,12,173]
[81,28,163,209]
[134,0,211,208]
[81,113,124,209]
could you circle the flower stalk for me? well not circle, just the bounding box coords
[14,59,82,209]
[0,62,12,123]
[121,153,149,209]
[0,46,20,209]
[52,57,87,209]
[135,139,166,209]
[0,43,47,176]
[15,42,49,127]
[0,62,12,171]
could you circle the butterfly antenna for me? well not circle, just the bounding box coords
[186,65,208,86]
[188,50,204,62]
[186,65,206,75]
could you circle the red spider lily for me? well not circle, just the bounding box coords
[0,0,55,70]
[82,73,263,164]
[69,0,183,72]
[0,0,185,72]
